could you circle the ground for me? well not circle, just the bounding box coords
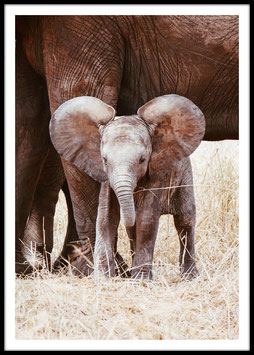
[15,141,239,341]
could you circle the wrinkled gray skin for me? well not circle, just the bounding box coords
[16,15,238,276]
[50,95,206,280]
[15,144,84,276]
[96,122,197,280]
[15,143,66,275]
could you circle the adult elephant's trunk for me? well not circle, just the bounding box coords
[112,178,136,228]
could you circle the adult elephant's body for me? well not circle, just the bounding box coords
[16,15,238,274]
[17,15,238,138]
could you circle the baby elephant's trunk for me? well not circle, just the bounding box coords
[113,179,136,228]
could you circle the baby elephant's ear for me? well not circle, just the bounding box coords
[49,96,115,182]
[137,94,205,178]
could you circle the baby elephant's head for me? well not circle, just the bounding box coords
[100,116,152,187]
[50,95,205,227]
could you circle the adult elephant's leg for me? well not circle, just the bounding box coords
[53,180,79,271]
[40,16,126,275]
[15,36,51,273]
[19,146,65,274]
[61,159,101,276]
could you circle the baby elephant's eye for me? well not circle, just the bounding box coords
[139,156,146,164]
[103,157,107,166]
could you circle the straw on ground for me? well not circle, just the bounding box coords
[15,141,239,340]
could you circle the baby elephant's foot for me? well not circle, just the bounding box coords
[180,262,200,280]
[131,264,153,281]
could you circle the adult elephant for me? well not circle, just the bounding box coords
[16,15,238,275]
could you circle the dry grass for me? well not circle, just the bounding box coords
[15,141,239,342]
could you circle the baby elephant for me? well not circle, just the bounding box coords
[50,94,205,280]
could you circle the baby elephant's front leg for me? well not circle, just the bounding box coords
[94,182,120,278]
[130,191,161,281]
